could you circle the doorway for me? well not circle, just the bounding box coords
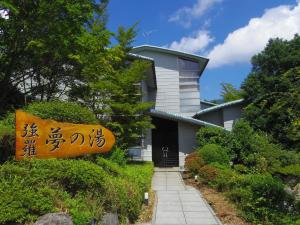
[152,117,179,167]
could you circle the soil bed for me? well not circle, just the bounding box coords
[134,190,155,224]
[183,174,253,225]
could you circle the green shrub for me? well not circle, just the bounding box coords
[276,165,300,186]
[184,152,205,175]
[0,122,15,163]
[95,157,124,176]
[197,144,230,166]
[198,165,219,184]
[233,164,249,174]
[196,126,230,148]
[103,147,127,166]
[227,173,296,224]
[25,101,98,124]
[212,168,238,191]
[123,162,154,195]
[106,177,141,222]
[278,165,300,177]
[0,159,154,224]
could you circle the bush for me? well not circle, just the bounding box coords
[227,173,297,224]
[233,164,249,174]
[25,101,98,124]
[184,152,204,175]
[198,165,219,184]
[123,162,154,195]
[102,147,127,167]
[276,165,300,186]
[95,157,124,176]
[212,168,238,191]
[0,159,154,224]
[196,126,230,148]
[0,122,15,163]
[197,144,230,166]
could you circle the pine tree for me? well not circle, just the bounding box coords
[71,24,153,148]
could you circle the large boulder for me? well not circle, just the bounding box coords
[34,213,73,225]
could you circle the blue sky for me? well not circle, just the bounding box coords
[107,0,300,100]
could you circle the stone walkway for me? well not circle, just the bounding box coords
[151,172,222,225]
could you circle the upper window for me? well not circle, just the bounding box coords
[178,58,199,71]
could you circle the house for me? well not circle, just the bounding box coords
[194,99,244,131]
[129,45,243,168]
[200,100,218,109]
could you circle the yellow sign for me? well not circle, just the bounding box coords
[15,110,115,160]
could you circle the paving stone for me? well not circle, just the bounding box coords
[184,212,216,218]
[180,196,203,202]
[153,185,167,191]
[167,186,186,191]
[156,204,183,212]
[151,172,221,225]
[155,212,186,224]
[185,217,219,225]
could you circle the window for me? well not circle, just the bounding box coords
[179,58,200,71]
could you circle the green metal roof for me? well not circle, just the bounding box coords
[194,99,244,117]
[200,100,218,106]
[149,109,224,129]
[128,53,154,62]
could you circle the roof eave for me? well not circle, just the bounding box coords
[149,109,224,129]
[131,45,209,76]
[194,99,245,118]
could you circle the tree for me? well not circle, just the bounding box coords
[0,0,154,148]
[69,24,153,148]
[220,83,243,102]
[0,0,108,115]
[242,35,300,150]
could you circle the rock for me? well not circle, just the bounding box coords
[35,212,73,225]
[101,213,119,225]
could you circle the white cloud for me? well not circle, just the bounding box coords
[169,0,222,28]
[169,30,214,53]
[207,2,300,68]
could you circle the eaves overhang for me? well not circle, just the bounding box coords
[131,45,209,77]
[194,99,245,118]
[149,109,224,129]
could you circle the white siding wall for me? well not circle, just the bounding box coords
[200,102,215,109]
[223,105,243,131]
[135,51,180,113]
[198,111,223,127]
[178,122,201,167]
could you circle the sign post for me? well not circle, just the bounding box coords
[15,110,115,160]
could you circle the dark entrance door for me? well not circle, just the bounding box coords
[152,117,179,167]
